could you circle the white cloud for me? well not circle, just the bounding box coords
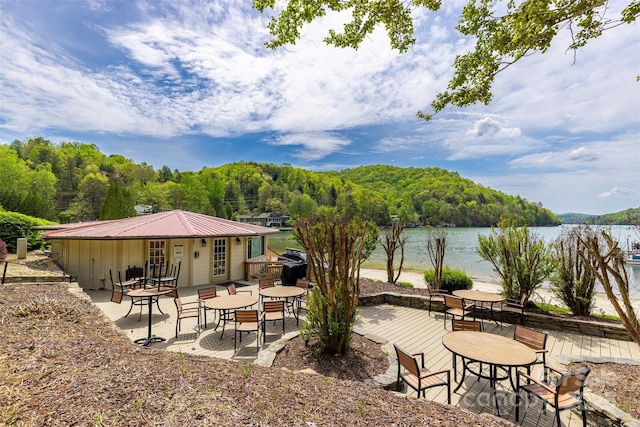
[267,132,351,161]
[466,117,521,138]
[599,187,637,199]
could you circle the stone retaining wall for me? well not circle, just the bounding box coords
[358,292,633,342]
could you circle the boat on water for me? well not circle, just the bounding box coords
[624,241,640,266]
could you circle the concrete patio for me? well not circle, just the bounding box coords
[86,282,640,426]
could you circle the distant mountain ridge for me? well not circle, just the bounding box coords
[557,208,640,225]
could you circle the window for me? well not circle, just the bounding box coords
[148,240,165,272]
[247,236,264,259]
[213,238,226,276]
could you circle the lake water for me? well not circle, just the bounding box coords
[268,225,640,297]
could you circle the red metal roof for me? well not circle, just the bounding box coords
[41,210,281,240]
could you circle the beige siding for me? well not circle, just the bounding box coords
[229,236,245,281]
[192,238,211,286]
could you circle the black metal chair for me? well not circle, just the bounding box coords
[516,365,590,427]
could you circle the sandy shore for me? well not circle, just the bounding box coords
[359,268,636,317]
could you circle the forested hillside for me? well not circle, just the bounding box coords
[1,137,560,226]
[333,165,559,226]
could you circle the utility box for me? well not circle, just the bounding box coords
[17,238,27,259]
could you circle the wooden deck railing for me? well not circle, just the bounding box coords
[244,260,284,281]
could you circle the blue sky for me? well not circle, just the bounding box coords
[1,1,638,215]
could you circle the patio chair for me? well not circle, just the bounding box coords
[451,319,482,332]
[514,325,548,380]
[502,295,526,325]
[262,300,285,343]
[426,286,448,315]
[174,296,200,338]
[197,286,218,328]
[443,295,474,329]
[110,269,157,321]
[451,319,483,381]
[259,278,275,304]
[227,283,253,296]
[516,365,591,427]
[234,309,262,353]
[393,343,451,403]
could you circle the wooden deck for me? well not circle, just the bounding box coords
[88,283,640,426]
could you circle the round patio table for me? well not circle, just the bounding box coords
[442,331,536,416]
[128,286,173,346]
[204,294,258,338]
[453,289,504,325]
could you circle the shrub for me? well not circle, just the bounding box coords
[550,225,598,316]
[0,211,55,253]
[0,239,7,261]
[477,218,555,303]
[424,266,472,293]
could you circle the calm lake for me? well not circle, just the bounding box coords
[268,225,640,296]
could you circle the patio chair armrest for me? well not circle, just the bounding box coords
[517,370,555,393]
[544,365,564,376]
[504,298,524,307]
[422,368,450,379]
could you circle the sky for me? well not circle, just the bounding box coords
[1,1,639,216]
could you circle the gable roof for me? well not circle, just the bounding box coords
[41,210,280,240]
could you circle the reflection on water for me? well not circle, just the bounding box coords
[268,225,640,297]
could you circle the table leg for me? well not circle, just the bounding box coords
[134,296,166,346]
[491,364,501,417]
[489,302,499,327]
[452,354,467,394]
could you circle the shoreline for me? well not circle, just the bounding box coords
[359,268,637,318]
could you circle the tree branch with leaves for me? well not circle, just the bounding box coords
[253,0,639,120]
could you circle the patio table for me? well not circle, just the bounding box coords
[442,330,536,416]
[204,294,258,339]
[453,289,504,326]
[128,286,173,346]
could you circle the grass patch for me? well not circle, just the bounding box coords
[396,281,413,288]
[535,302,571,314]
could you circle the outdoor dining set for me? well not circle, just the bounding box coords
[395,290,591,426]
[108,268,592,425]
[109,266,310,353]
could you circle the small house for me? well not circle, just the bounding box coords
[41,210,280,290]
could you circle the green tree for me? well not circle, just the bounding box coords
[78,170,109,220]
[100,182,136,220]
[295,210,370,354]
[289,193,318,219]
[254,0,638,119]
[477,219,555,303]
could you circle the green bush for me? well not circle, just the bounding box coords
[424,267,472,292]
[0,211,55,253]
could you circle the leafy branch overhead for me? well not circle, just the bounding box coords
[253,0,639,120]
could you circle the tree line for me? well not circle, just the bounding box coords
[1,137,561,226]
